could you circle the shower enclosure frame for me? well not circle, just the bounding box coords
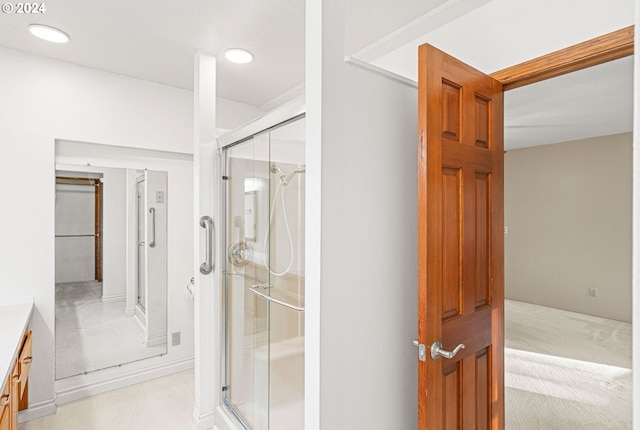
[215,98,306,430]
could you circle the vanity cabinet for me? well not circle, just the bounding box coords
[0,303,33,430]
[17,331,32,411]
[0,330,32,430]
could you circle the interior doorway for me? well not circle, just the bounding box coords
[500,50,633,429]
[55,175,103,283]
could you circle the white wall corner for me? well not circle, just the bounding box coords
[193,51,218,427]
[304,0,322,429]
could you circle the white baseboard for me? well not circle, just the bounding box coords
[192,407,215,430]
[146,333,167,347]
[55,357,194,405]
[17,399,56,423]
[134,306,146,329]
[101,294,126,303]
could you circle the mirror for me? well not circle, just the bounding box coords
[54,163,168,379]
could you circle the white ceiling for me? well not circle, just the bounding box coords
[504,56,633,150]
[0,0,634,148]
[0,0,305,107]
[368,0,635,150]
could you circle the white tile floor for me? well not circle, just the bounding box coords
[19,371,195,430]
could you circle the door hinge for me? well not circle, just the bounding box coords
[222,385,228,392]
[222,175,229,181]
[412,340,426,362]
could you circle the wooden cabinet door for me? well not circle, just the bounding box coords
[417,43,504,430]
[0,381,9,430]
[9,362,19,430]
[18,331,32,410]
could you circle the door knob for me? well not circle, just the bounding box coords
[430,340,465,360]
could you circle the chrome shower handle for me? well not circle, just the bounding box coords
[200,216,214,275]
[430,340,465,360]
[148,207,156,248]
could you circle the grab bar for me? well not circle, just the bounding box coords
[148,207,156,248]
[200,216,214,274]
[248,286,304,312]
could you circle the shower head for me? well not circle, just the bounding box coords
[270,164,287,184]
[271,164,305,186]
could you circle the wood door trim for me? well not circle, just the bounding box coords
[55,176,101,186]
[491,25,634,91]
[94,181,103,282]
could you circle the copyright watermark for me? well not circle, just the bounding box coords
[2,3,46,13]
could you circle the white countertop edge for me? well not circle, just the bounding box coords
[0,301,34,390]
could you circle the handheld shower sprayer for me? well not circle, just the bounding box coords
[263,163,306,276]
[270,164,287,185]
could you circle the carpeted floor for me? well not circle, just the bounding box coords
[505,300,632,429]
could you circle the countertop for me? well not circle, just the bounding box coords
[0,302,33,388]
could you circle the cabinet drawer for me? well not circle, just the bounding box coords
[18,331,32,399]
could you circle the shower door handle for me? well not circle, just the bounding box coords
[200,216,214,275]
[148,207,156,248]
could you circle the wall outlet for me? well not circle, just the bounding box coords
[589,288,598,297]
[171,331,181,346]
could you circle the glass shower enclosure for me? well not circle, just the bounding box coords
[221,116,305,430]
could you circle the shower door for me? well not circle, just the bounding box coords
[134,170,168,347]
[222,117,305,430]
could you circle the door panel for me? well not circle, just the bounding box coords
[418,43,504,430]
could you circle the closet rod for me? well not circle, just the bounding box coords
[55,234,99,238]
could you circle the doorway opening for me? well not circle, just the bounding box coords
[501,55,633,428]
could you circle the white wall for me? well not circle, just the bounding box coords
[101,167,127,300]
[505,133,632,322]
[217,97,264,132]
[306,1,418,428]
[0,46,195,415]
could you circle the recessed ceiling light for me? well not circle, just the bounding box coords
[224,48,253,64]
[29,24,70,43]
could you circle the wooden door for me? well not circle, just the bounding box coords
[417,44,504,430]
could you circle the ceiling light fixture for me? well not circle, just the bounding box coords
[28,24,70,43]
[224,48,253,64]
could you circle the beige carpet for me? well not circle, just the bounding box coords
[505,300,632,429]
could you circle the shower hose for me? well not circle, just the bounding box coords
[262,178,295,277]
